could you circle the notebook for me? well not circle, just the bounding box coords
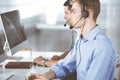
[5,61,34,69]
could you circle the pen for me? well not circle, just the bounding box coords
[6,74,14,80]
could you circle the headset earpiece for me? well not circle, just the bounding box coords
[82,10,89,18]
[81,0,89,18]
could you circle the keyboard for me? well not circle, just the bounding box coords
[6,65,50,80]
[6,70,29,80]
[6,74,26,80]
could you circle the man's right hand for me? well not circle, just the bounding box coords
[27,73,49,80]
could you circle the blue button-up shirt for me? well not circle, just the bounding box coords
[51,26,116,80]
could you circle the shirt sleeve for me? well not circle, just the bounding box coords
[51,47,77,78]
[85,43,116,80]
[51,39,80,78]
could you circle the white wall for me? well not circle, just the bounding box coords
[98,0,120,55]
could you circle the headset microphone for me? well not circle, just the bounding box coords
[64,22,74,29]
[69,10,88,29]
[64,22,73,29]
[64,22,67,27]
[64,19,70,27]
[64,19,73,29]
[69,26,73,29]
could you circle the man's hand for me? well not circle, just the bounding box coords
[51,50,69,60]
[27,73,49,80]
[34,56,45,66]
[27,70,56,80]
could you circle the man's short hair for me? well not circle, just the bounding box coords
[63,0,72,10]
[74,0,100,20]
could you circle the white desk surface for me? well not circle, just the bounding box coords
[14,51,63,60]
[0,51,63,80]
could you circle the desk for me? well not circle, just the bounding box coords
[0,51,62,80]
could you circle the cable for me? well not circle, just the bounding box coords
[71,30,74,49]
[76,19,86,68]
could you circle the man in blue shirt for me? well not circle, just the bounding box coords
[27,0,116,80]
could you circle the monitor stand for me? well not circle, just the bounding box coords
[3,39,12,56]
[3,40,22,61]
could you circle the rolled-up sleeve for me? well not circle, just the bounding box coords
[51,48,77,78]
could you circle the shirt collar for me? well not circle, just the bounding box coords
[82,25,101,42]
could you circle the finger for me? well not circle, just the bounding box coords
[27,73,35,80]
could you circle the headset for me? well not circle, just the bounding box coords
[64,0,89,30]
[71,0,89,28]
[81,0,89,19]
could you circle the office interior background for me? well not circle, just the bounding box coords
[0,0,120,79]
[0,0,119,54]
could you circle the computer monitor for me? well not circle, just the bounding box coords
[0,24,8,62]
[0,38,4,56]
[0,10,27,55]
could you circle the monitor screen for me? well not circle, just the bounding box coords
[0,10,26,50]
